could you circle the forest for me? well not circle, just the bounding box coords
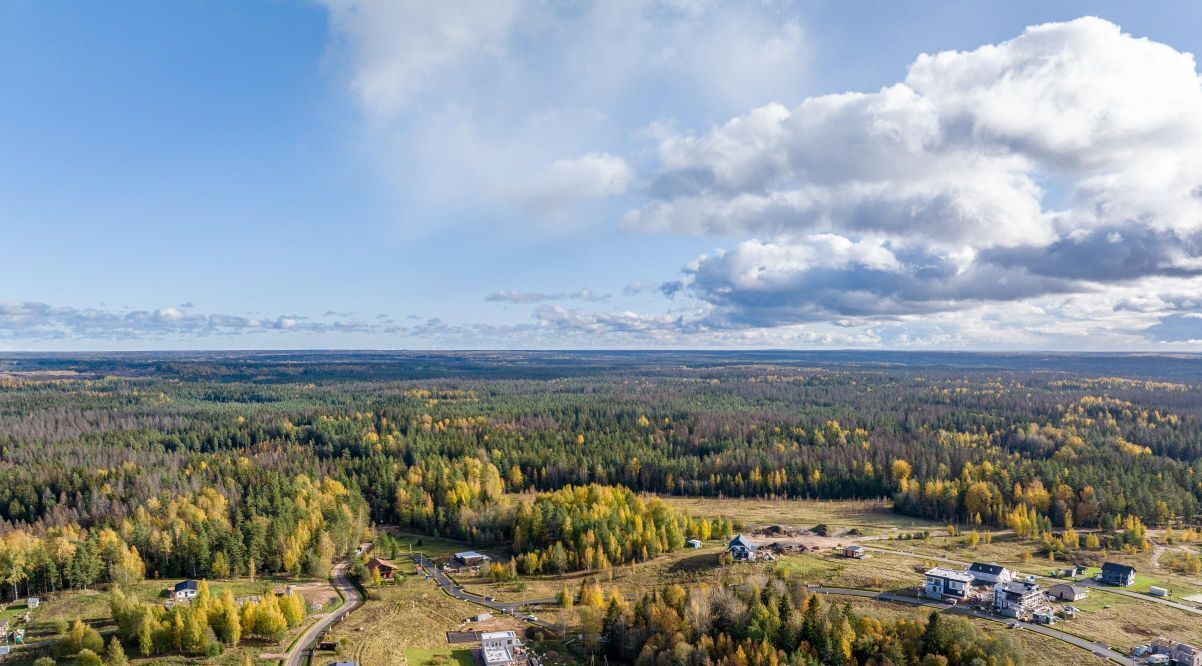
[0,351,1200,625]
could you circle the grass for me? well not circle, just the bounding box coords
[452,543,735,603]
[405,647,476,666]
[384,529,499,559]
[659,496,940,535]
[1055,591,1202,651]
[323,559,521,666]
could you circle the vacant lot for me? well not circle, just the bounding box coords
[326,559,522,666]
[661,496,939,535]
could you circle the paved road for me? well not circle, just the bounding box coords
[411,553,558,632]
[285,560,364,666]
[807,586,1133,665]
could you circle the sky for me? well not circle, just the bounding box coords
[5,1,1202,351]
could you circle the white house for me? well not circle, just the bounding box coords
[727,534,758,561]
[173,580,199,600]
[923,567,974,600]
[481,630,523,666]
[686,539,703,548]
[967,562,1012,586]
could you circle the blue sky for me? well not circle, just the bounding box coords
[4,1,1202,350]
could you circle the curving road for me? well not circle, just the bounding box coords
[411,553,558,630]
[285,560,364,666]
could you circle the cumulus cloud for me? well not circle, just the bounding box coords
[633,17,1202,329]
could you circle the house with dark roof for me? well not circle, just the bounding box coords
[173,580,199,600]
[727,534,758,561]
[1100,562,1136,587]
[967,562,1012,586]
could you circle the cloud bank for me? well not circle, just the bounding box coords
[629,17,1202,336]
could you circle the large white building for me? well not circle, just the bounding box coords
[481,630,523,666]
[923,567,974,600]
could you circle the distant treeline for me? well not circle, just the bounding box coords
[1,356,1200,598]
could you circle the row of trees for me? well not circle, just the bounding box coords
[590,579,1025,665]
[0,474,367,601]
[109,581,307,657]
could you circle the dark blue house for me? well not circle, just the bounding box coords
[1100,562,1135,587]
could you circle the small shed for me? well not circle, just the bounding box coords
[686,539,703,549]
[26,597,40,609]
[842,545,866,559]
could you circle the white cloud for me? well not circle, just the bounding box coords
[320,0,809,224]
[321,0,523,116]
[505,152,632,212]
[486,288,609,304]
[632,17,1202,332]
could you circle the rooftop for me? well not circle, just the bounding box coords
[483,646,512,665]
[996,580,1042,594]
[926,567,974,583]
[481,630,518,640]
[456,550,487,559]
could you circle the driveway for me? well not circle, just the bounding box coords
[285,560,364,666]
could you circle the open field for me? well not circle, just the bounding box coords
[452,542,740,602]
[1057,590,1202,651]
[385,529,504,560]
[405,647,476,666]
[322,559,524,666]
[769,550,930,591]
[660,496,941,535]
